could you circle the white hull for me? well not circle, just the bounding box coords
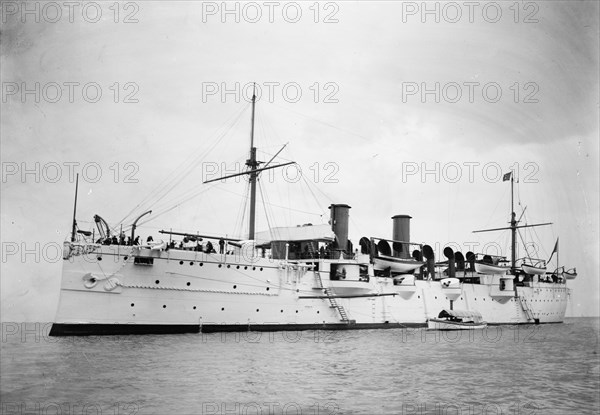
[50,244,570,335]
[427,319,487,330]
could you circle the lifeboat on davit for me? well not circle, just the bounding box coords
[365,237,425,273]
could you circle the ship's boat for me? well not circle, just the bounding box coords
[368,237,425,273]
[563,268,577,280]
[474,261,510,275]
[427,309,487,330]
[521,263,547,275]
[372,255,424,272]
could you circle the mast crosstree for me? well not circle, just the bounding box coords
[472,172,551,270]
[202,82,295,240]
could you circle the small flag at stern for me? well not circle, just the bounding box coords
[503,171,512,181]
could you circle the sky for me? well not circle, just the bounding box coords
[1,1,598,320]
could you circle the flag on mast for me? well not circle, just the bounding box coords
[548,237,559,262]
[503,171,512,181]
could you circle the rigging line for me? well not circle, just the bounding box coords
[136,182,222,227]
[299,172,326,218]
[116,104,251,227]
[517,229,531,262]
[238,180,250,238]
[116,114,241,227]
[117,110,249,229]
[211,185,322,216]
[138,176,228,216]
[263,180,281,236]
[126,105,250,224]
[258,180,274,235]
[270,101,372,143]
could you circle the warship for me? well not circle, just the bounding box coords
[50,91,576,335]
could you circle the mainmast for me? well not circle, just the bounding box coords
[472,171,552,267]
[246,84,259,240]
[510,174,516,270]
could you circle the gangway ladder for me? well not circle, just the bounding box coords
[519,296,535,322]
[315,272,353,324]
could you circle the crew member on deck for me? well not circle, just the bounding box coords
[219,238,225,253]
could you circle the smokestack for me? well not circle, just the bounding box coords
[392,215,411,259]
[329,204,351,253]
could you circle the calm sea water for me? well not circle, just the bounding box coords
[1,318,598,415]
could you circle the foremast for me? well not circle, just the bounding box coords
[247,85,259,240]
[202,83,295,240]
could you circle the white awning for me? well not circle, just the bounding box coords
[254,224,335,244]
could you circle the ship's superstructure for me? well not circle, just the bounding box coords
[49,93,575,336]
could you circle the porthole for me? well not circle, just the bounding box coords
[295,310,298,313]
[187,282,191,286]
[260,267,263,271]
[190,262,194,266]
[252,267,256,271]
[244,266,248,270]
[221,307,225,311]
[227,265,231,268]
[236,265,240,269]
[97,257,102,261]
[124,256,128,261]
[256,309,259,312]
[200,263,204,266]
[163,305,166,308]
[193,306,197,310]
[179,261,184,265]
[155,280,160,284]
[218,264,222,268]
[280,310,284,313]
[130,303,134,307]
[266,287,270,291]
[233,285,237,289]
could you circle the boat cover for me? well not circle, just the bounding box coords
[438,309,483,319]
